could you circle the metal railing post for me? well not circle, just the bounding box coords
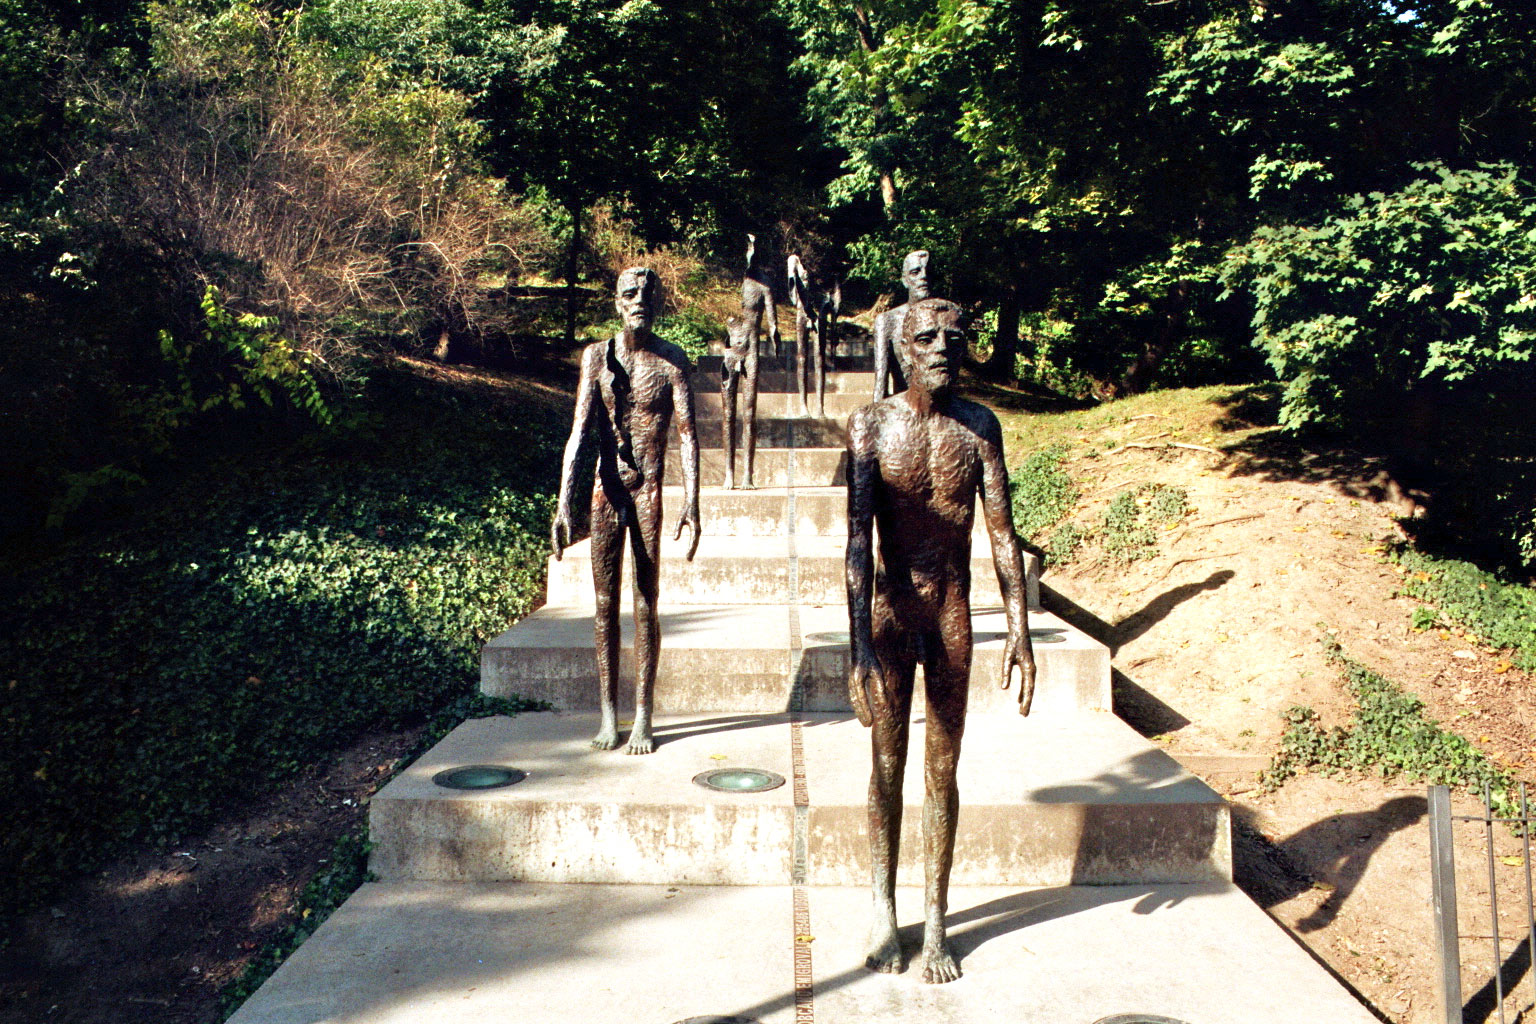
[1430,784,1464,1024]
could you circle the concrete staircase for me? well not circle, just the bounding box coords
[228,359,1378,1024]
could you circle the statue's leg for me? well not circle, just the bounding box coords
[589,487,625,750]
[917,598,972,984]
[813,308,828,418]
[796,310,811,416]
[865,598,916,974]
[742,344,758,490]
[722,368,738,490]
[625,485,664,755]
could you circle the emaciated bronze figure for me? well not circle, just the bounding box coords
[720,313,758,489]
[740,232,781,358]
[551,267,702,754]
[787,254,824,418]
[871,250,933,400]
[845,297,1036,983]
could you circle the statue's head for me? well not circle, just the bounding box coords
[900,298,966,397]
[901,250,932,302]
[615,267,663,332]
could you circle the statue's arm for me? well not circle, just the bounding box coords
[552,345,599,560]
[845,407,880,727]
[671,356,702,561]
[872,313,890,401]
[977,409,1036,713]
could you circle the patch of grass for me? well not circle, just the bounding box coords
[1262,636,1514,813]
[1099,483,1189,564]
[1393,547,1536,671]
[218,690,533,1019]
[1009,445,1080,556]
[0,363,564,914]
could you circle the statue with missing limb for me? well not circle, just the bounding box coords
[871,250,933,401]
[741,232,781,359]
[845,297,1036,984]
[551,268,702,755]
[788,255,842,418]
[720,313,758,489]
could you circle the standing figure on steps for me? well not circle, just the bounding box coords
[720,313,758,489]
[845,297,1036,983]
[740,232,781,359]
[872,250,934,401]
[551,267,702,755]
[787,253,825,418]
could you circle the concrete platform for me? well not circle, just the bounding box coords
[666,485,1036,539]
[481,606,1106,716]
[691,367,875,394]
[684,415,848,448]
[544,533,1039,609]
[368,711,1226,886]
[663,446,847,487]
[692,390,870,419]
[226,880,1377,1024]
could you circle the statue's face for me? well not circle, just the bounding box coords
[901,251,931,301]
[902,302,965,396]
[615,269,659,331]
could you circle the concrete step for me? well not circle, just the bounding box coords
[481,607,1106,716]
[691,368,875,395]
[680,415,848,449]
[367,711,1227,887]
[544,533,1040,609]
[692,388,869,420]
[664,446,846,487]
[662,485,846,537]
[227,880,1378,1024]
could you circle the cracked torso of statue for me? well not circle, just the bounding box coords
[550,267,702,755]
[845,297,1036,983]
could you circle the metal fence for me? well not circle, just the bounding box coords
[1429,783,1536,1024]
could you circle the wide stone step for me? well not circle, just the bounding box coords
[544,533,1041,608]
[226,879,1379,1024]
[664,446,846,487]
[368,711,1229,887]
[481,606,1106,716]
[682,415,848,449]
[692,390,869,419]
[690,368,875,395]
[662,485,846,537]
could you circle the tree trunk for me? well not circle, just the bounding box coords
[1117,280,1190,396]
[982,287,1020,380]
[564,201,583,347]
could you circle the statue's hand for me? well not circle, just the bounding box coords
[1002,629,1037,716]
[550,510,574,561]
[848,644,880,728]
[674,507,702,561]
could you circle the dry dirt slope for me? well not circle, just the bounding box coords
[985,382,1536,1024]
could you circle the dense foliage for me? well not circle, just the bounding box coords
[0,366,561,912]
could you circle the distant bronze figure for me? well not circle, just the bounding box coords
[551,267,702,754]
[871,250,933,400]
[741,232,781,359]
[720,313,758,489]
[787,253,826,418]
[845,297,1036,983]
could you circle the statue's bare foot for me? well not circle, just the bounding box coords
[918,938,960,984]
[724,474,735,491]
[740,477,755,491]
[591,726,620,750]
[864,924,903,974]
[625,729,655,755]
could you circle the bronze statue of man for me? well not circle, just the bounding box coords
[551,267,702,754]
[845,297,1036,983]
[741,232,781,358]
[720,313,758,489]
[787,253,825,418]
[871,250,933,400]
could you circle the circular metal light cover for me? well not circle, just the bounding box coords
[432,765,527,790]
[693,768,786,793]
[1030,628,1068,644]
[805,630,851,644]
[1092,1015,1193,1024]
[670,1017,762,1024]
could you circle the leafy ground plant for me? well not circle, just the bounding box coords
[1263,636,1514,814]
[1393,547,1536,671]
[1009,444,1081,565]
[1098,483,1189,564]
[0,362,564,914]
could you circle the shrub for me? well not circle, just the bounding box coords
[1394,548,1536,671]
[1010,445,1079,547]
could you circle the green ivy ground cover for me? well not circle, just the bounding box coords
[0,364,564,913]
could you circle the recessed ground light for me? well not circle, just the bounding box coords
[669,1017,762,1024]
[1092,1015,1193,1024]
[693,768,786,793]
[431,765,527,790]
[805,630,850,644]
[1030,628,1067,643]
